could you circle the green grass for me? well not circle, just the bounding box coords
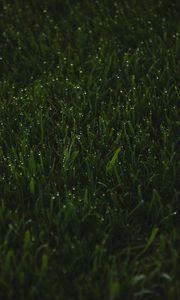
[0,0,180,299]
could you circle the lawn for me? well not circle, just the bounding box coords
[0,0,179,299]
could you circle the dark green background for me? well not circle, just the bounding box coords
[0,1,179,299]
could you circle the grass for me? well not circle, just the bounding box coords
[0,0,179,299]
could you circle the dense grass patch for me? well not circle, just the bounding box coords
[0,0,179,299]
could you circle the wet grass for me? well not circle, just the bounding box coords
[0,0,180,299]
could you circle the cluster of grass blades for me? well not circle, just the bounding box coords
[0,0,179,299]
